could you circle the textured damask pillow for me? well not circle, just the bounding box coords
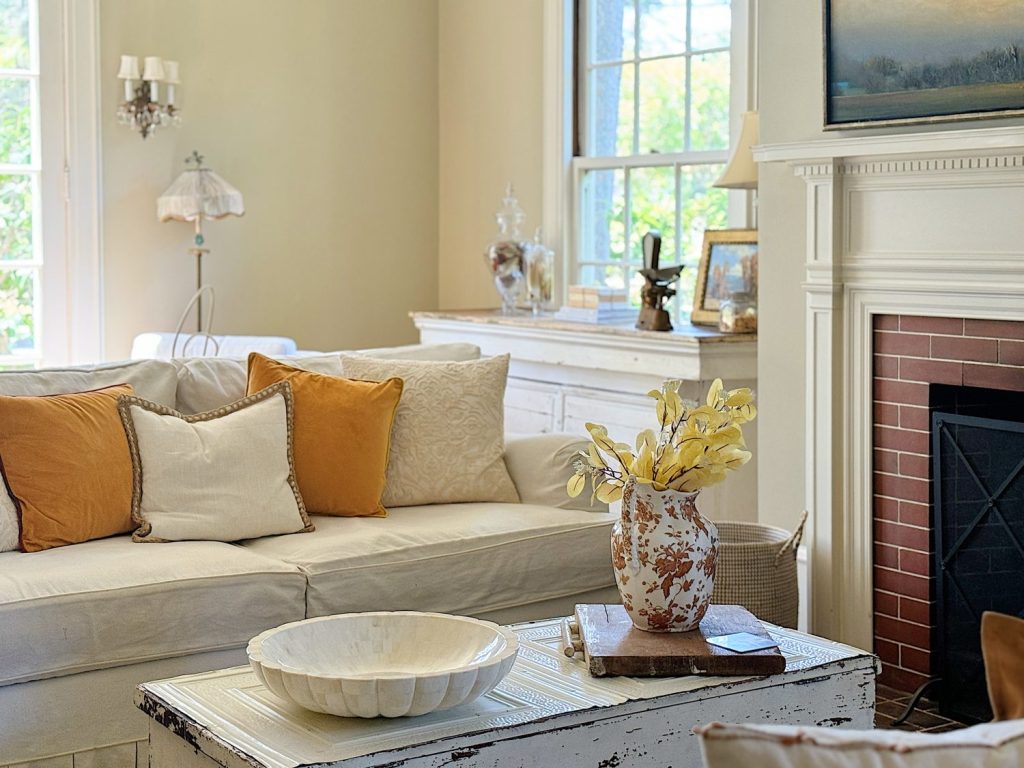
[339,354,520,507]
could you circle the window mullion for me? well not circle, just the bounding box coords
[674,164,682,265]
[623,165,632,288]
[632,0,641,156]
[684,0,693,151]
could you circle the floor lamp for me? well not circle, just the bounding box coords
[157,151,245,333]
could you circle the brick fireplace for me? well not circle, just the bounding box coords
[872,314,1024,694]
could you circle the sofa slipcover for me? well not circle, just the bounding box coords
[239,503,617,619]
[0,537,306,686]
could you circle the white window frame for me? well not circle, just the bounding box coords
[1,0,102,367]
[542,0,755,314]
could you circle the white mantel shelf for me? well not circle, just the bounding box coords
[754,124,1024,163]
[411,310,757,384]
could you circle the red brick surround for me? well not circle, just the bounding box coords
[872,315,1024,692]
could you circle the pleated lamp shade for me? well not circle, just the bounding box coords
[714,111,759,190]
[157,168,245,223]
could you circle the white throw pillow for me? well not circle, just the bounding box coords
[339,354,519,507]
[697,720,1024,768]
[118,381,313,543]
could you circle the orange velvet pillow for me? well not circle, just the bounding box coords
[0,384,136,552]
[246,354,403,517]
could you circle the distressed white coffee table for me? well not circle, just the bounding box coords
[137,617,877,768]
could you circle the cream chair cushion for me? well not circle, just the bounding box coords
[697,720,1024,768]
[0,536,306,686]
[239,503,617,618]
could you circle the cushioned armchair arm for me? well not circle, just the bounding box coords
[504,433,608,513]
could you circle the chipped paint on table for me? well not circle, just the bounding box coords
[138,618,878,768]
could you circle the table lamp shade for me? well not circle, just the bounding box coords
[157,168,245,223]
[714,111,759,190]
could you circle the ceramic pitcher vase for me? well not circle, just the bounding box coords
[612,478,719,632]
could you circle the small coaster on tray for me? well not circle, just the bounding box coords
[705,631,779,654]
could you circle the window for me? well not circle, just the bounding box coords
[0,0,101,367]
[573,0,744,321]
[0,0,41,365]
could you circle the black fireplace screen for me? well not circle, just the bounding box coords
[932,411,1024,723]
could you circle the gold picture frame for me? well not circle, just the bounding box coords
[691,229,758,327]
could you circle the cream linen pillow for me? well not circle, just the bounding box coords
[697,720,1024,768]
[339,354,520,507]
[118,381,313,542]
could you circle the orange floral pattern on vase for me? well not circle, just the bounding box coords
[612,478,718,632]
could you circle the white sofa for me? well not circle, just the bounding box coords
[0,345,619,767]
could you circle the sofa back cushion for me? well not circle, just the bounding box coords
[173,343,480,414]
[0,385,136,552]
[0,359,177,405]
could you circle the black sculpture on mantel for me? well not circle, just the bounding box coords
[636,230,684,332]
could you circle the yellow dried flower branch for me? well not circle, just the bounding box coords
[567,378,757,503]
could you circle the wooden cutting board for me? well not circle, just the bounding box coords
[568,604,786,677]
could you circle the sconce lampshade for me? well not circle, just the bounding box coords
[162,60,180,84]
[142,56,165,82]
[157,168,245,224]
[117,55,140,80]
[714,111,760,190]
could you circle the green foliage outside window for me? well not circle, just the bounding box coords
[0,0,36,356]
[586,0,731,314]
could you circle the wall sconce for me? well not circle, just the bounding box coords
[116,55,181,139]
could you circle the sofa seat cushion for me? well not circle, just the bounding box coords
[0,536,306,687]
[239,503,617,618]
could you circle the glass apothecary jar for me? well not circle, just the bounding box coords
[719,291,757,334]
[524,228,554,315]
[484,184,526,314]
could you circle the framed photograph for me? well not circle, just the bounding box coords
[692,229,758,327]
[824,1,1024,129]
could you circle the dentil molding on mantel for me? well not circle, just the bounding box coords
[753,124,1024,163]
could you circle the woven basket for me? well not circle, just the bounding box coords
[711,512,807,629]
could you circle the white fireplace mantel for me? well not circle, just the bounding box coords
[755,127,1024,649]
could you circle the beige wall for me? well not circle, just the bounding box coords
[438,0,545,310]
[100,0,439,359]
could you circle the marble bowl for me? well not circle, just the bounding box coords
[247,612,519,718]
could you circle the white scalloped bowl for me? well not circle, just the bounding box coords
[247,612,519,718]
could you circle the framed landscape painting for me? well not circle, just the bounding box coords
[824,0,1024,128]
[692,230,758,327]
